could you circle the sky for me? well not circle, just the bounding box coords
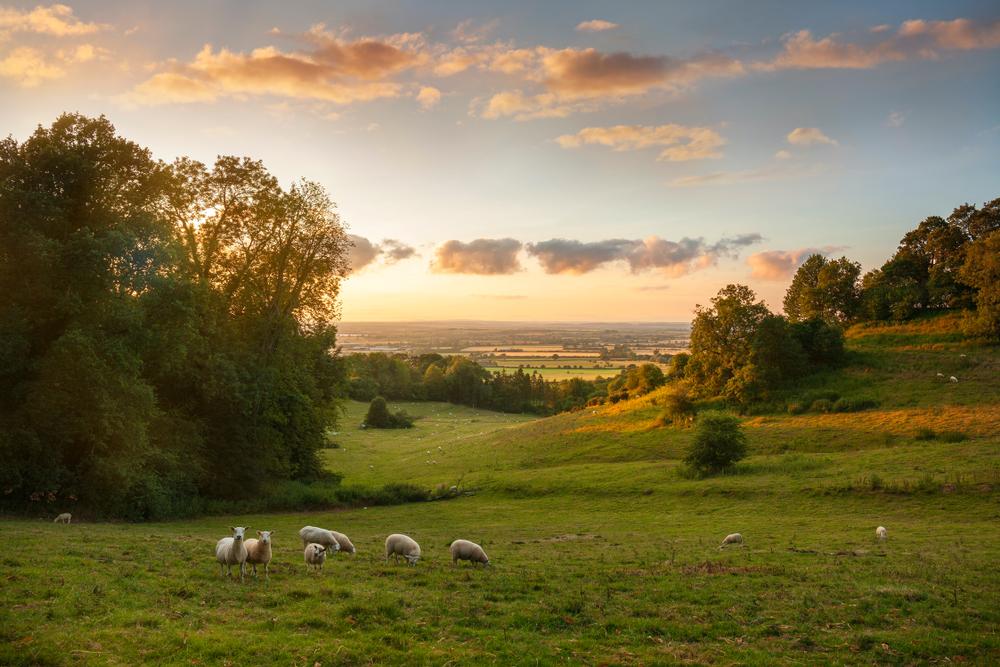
[2,1,999,321]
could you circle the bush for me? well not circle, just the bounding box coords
[787,402,807,415]
[364,396,415,429]
[832,397,879,413]
[810,398,834,413]
[684,412,747,475]
[939,430,968,443]
[915,427,937,441]
[657,390,696,427]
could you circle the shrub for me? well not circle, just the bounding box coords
[915,427,937,441]
[810,398,834,413]
[657,390,696,427]
[939,430,968,443]
[787,402,807,415]
[832,397,879,413]
[684,412,747,475]
[364,396,415,429]
[801,390,840,405]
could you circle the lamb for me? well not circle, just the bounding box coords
[215,526,250,582]
[244,530,273,579]
[304,543,327,571]
[53,513,72,524]
[450,539,489,566]
[876,526,888,541]
[385,533,421,565]
[298,526,342,556]
[719,533,744,549]
[949,376,959,383]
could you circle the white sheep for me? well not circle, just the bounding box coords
[244,530,273,579]
[215,526,250,582]
[298,526,343,556]
[450,539,489,566]
[936,372,944,377]
[949,376,959,383]
[53,513,72,524]
[876,526,888,541]
[304,543,327,571]
[719,533,744,549]
[385,533,421,565]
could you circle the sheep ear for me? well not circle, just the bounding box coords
[229,526,235,531]
[257,531,263,537]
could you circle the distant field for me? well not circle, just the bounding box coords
[3,314,998,664]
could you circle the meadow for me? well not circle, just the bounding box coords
[3,316,999,665]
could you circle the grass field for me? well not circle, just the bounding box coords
[3,315,999,665]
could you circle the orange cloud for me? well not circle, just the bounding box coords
[432,239,523,275]
[576,20,619,33]
[746,246,844,280]
[416,85,441,109]
[0,3,107,37]
[127,28,424,105]
[787,127,837,146]
[0,46,63,85]
[556,124,725,161]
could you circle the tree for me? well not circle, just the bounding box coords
[958,230,1000,340]
[783,255,861,324]
[687,284,770,396]
[684,412,747,474]
[364,396,414,429]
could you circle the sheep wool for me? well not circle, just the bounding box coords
[450,539,490,566]
[245,530,273,578]
[304,543,327,570]
[385,534,421,565]
[215,526,250,582]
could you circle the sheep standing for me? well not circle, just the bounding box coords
[304,543,327,571]
[450,539,489,566]
[244,530,273,579]
[719,533,744,549]
[876,526,888,541]
[215,526,250,582]
[53,513,72,524]
[385,534,421,565]
[298,526,343,556]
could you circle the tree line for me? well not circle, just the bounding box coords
[0,115,350,518]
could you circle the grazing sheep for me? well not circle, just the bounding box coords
[950,376,959,383]
[215,526,250,582]
[876,526,888,541]
[304,543,327,571]
[53,513,72,524]
[244,530,273,579]
[936,372,944,377]
[450,539,489,566]
[385,533,421,565]
[329,530,356,554]
[719,533,744,549]
[298,526,342,556]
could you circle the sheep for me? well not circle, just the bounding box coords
[215,526,250,582]
[876,526,888,541]
[53,513,72,524]
[719,533,744,549]
[936,372,944,377]
[298,526,342,556]
[450,539,489,566]
[244,530,273,579]
[304,543,327,571]
[385,533,421,565]
[949,376,959,383]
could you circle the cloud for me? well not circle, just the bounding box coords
[746,246,845,280]
[576,20,619,33]
[476,47,742,119]
[0,3,107,38]
[126,27,425,105]
[668,166,790,188]
[635,285,671,291]
[556,123,725,161]
[526,234,761,276]
[452,19,499,44]
[416,85,441,109]
[347,235,418,272]
[0,46,63,85]
[886,111,906,127]
[432,238,523,274]
[774,149,792,159]
[787,127,837,146]
[475,294,527,300]
[758,18,1000,71]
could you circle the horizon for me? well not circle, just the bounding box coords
[2,1,998,320]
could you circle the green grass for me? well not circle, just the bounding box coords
[3,314,999,664]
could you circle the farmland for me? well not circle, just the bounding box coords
[3,316,999,665]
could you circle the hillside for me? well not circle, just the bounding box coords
[4,315,999,664]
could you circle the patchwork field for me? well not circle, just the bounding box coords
[3,315,999,665]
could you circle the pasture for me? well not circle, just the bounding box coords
[3,315,999,665]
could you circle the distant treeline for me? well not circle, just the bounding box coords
[345,352,670,414]
[0,115,351,518]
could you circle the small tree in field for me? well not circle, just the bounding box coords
[685,412,746,474]
[364,396,414,429]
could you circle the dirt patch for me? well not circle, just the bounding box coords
[537,533,602,543]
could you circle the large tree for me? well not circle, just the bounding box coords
[783,255,861,324]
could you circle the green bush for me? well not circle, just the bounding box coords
[832,397,879,413]
[915,427,937,441]
[810,398,835,413]
[939,430,968,443]
[364,396,415,429]
[657,390,696,427]
[787,402,807,415]
[684,412,747,475]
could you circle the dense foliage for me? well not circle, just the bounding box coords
[0,115,349,518]
[363,396,415,429]
[684,412,747,474]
